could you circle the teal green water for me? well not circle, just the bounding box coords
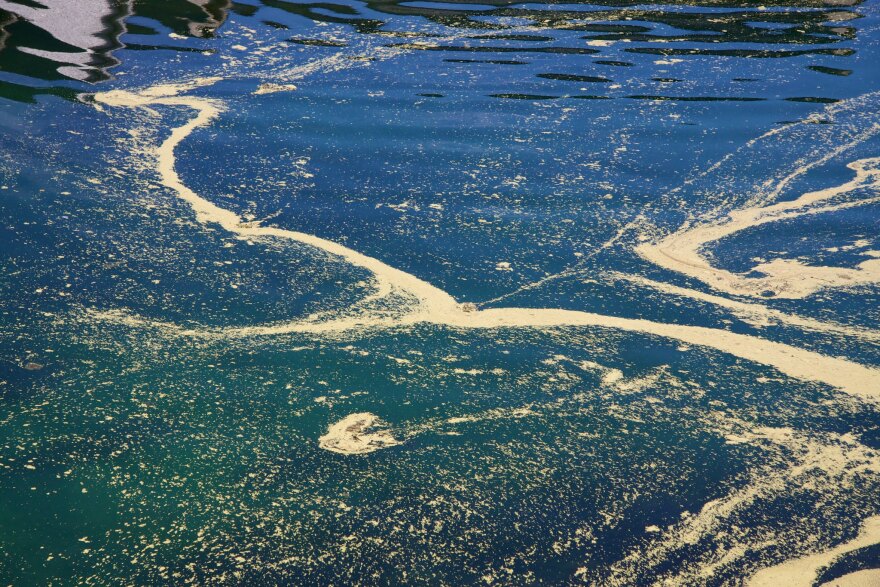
[1,0,879,584]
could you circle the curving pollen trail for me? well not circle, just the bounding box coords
[93,78,880,402]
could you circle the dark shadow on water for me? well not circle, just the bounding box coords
[489,92,558,99]
[444,57,527,64]
[808,64,854,75]
[537,73,611,83]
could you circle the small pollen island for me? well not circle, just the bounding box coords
[319,413,402,455]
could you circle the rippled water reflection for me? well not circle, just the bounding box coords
[0,0,867,94]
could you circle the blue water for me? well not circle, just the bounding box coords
[1,0,879,584]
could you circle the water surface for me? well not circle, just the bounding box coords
[1,0,879,584]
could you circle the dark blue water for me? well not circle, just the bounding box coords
[1,0,879,584]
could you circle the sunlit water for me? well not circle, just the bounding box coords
[1,0,879,584]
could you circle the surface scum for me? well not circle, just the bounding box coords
[84,67,880,584]
[92,78,880,402]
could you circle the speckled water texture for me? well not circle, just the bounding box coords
[1,0,879,585]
